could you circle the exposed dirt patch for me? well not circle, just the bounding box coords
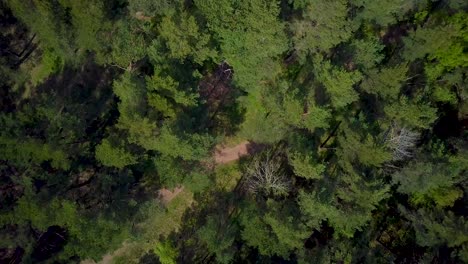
[214,141,265,164]
[81,241,132,264]
[158,186,184,205]
[134,11,152,22]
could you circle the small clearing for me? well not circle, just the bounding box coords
[80,242,131,264]
[158,186,184,205]
[214,140,264,164]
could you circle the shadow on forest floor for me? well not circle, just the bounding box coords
[214,141,266,164]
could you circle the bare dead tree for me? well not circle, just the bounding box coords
[244,152,290,196]
[387,126,420,161]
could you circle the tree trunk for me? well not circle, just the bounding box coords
[319,121,342,149]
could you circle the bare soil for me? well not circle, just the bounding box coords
[83,141,261,264]
[214,141,265,164]
[158,186,184,205]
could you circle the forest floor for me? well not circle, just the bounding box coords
[214,140,264,164]
[95,243,131,264]
[158,186,184,204]
[83,141,258,264]
[155,140,255,205]
[82,188,194,264]
[155,140,257,205]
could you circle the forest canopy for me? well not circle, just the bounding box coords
[0,0,467,263]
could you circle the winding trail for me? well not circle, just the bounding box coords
[81,141,262,264]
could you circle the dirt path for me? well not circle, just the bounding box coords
[82,142,260,264]
[158,186,184,205]
[214,141,264,164]
[80,242,131,264]
[80,186,187,264]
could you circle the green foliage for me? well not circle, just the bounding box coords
[182,171,212,193]
[197,216,237,263]
[337,120,392,167]
[401,207,468,249]
[292,0,355,55]
[403,13,468,80]
[263,200,309,253]
[360,64,408,100]
[8,0,112,65]
[214,163,242,191]
[352,0,421,26]
[196,0,288,89]
[279,88,331,131]
[157,12,216,64]
[393,149,467,208]
[239,91,288,143]
[146,69,197,117]
[127,0,182,17]
[31,48,64,85]
[384,96,438,129]
[303,105,332,131]
[113,73,147,120]
[315,58,363,108]
[281,92,306,126]
[432,85,458,104]
[154,240,178,264]
[134,192,194,246]
[350,37,385,70]
[297,238,356,264]
[1,1,467,263]
[152,126,212,161]
[65,0,112,63]
[109,19,148,68]
[240,200,308,258]
[95,139,137,168]
[0,194,129,261]
[299,174,389,239]
[153,155,211,192]
[0,135,70,170]
[288,152,325,180]
[7,0,74,60]
[153,155,186,187]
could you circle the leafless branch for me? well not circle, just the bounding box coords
[244,152,290,196]
[386,126,419,161]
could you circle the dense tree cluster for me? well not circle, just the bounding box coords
[0,0,467,263]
